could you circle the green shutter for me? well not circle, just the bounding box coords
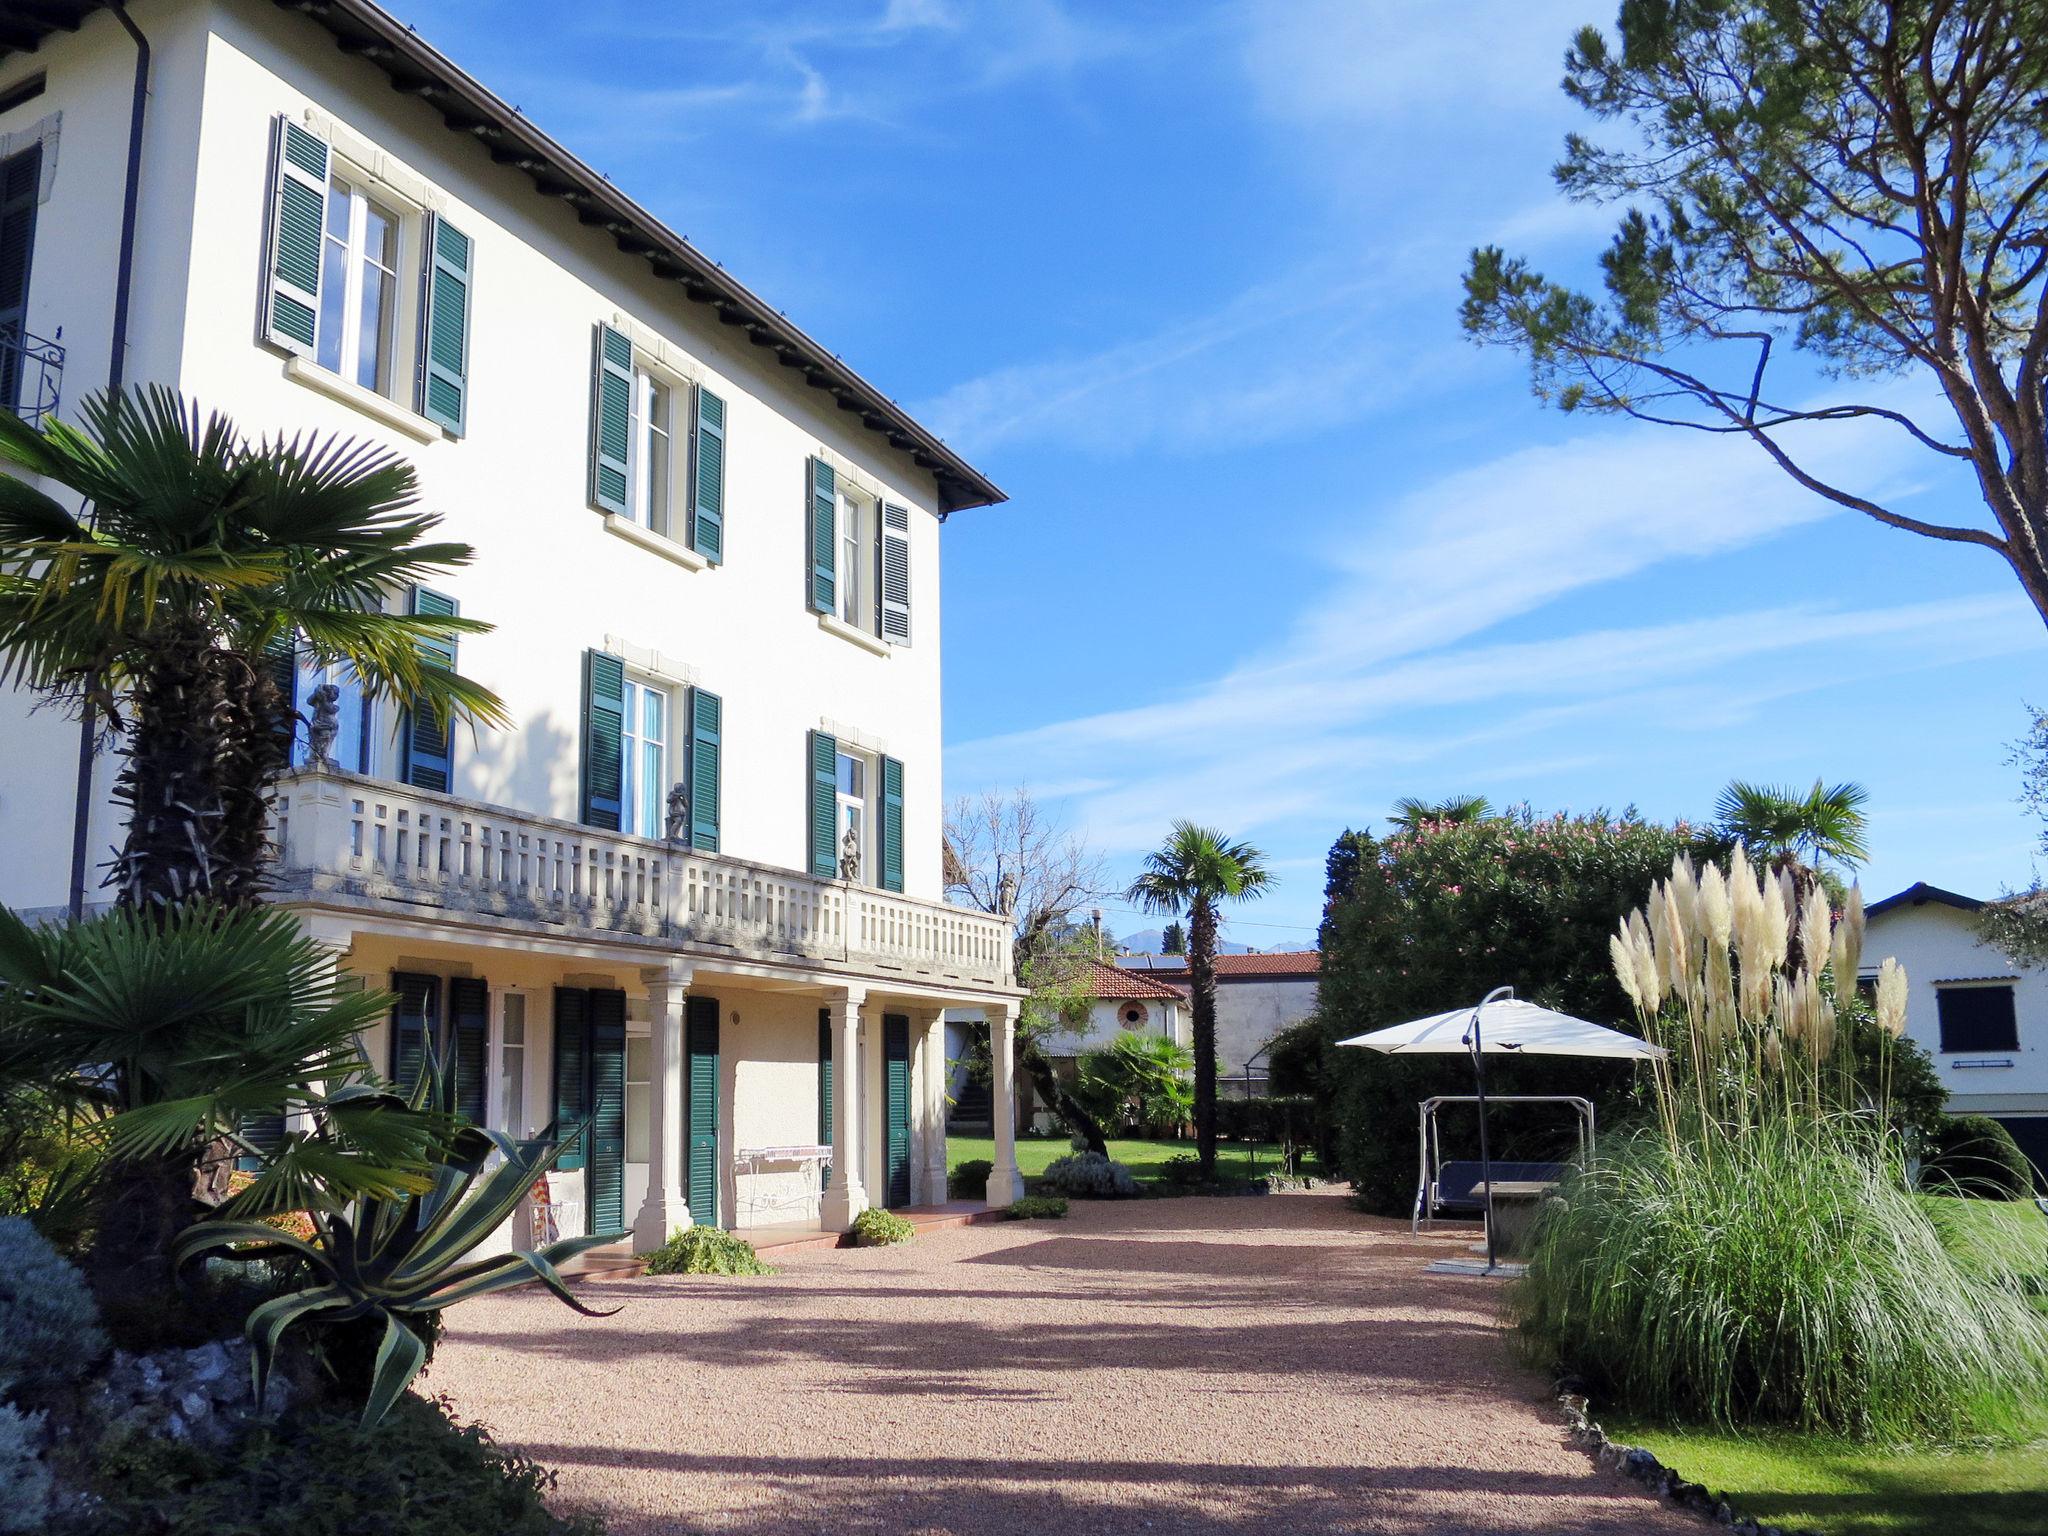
[806,458,836,613]
[580,649,625,830]
[552,987,589,1173]
[687,687,721,853]
[818,1009,833,1191]
[263,116,327,355]
[883,1014,911,1207]
[263,636,298,756]
[587,988,627,1236]
[691,386,725,562]
[879,501,911,645]
[389,971,439,1100]
[421,214,473,435]
[448,976,489,1124]
[808,730,838,878]
[686,996,720,1227]
[880,755,905,893]
[589,324,632,515]
[399,587,458,792]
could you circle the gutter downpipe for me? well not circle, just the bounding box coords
[68,2,150,920]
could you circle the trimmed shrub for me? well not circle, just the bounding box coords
[0,1403,50,1535]
[1518,1121,2048,1440]
[73,1392,603,1535]
[1037,1152,1139,1199]
[1159,1153,1205,1186]
[1003,1196,1068,1221]
[848,1208,915,1247]
[1925,1115,2036,1200]
[640,1226,774,1277]
[948,1159,993,1199]
[0,1215,107,1400]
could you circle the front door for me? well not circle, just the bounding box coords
[686,995,720,1227]
[881,1013,912,1207]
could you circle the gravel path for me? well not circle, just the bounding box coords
[430,1193,1690,1535]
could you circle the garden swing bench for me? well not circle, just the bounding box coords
[1411,1093,1593,1235]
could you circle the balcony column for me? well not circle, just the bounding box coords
[632,961,694,1250]
[917,1006,951,1205]
[985,1000,1025,1206]
[819,985,869,1228]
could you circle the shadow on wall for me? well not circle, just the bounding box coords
[462,708,576,823]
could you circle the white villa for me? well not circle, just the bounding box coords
[0,0,1027,1251]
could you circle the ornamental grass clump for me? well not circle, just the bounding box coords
[1519,850,2048,1439]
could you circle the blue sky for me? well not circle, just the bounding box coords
[401,0,2043,946]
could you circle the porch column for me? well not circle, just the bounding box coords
[819,984,869,1227]
[985,1000,1025,1206]
[918,1007,950,1205]
[632,960,693,1249]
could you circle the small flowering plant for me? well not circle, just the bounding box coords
[1611,847,1908,1140]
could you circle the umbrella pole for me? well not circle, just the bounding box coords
[1467,985,1514,1274]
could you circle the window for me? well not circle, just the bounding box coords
[620,675,669,841]
[1121,1004,1146,1030]
[1936,984,2019,1053]
[629,369,674,534]
[625,1033,652,1163]
[316,176,401,394]
[838,490,868,628]
[291,657,373,775]
[495,992,527,1137]
[836,749,867,881]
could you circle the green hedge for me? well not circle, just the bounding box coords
[1925,1116,2036,1200]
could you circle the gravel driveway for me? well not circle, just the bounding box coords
[430,1193,1689,1535]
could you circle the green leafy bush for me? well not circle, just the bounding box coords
[948,1159,993,1199]
[1925,1115,2036,1200]
[1519,1121,2047,1439]
[72,1393,603,1536]
[848,1208,915,1246]
[1159,1153,1205,1186]
[640,1226,774,1276]
[0,1403,50,1535]
[0,1215,107,1399]
[1038,1151,1139,1199]
[1003,1196,1068,1220]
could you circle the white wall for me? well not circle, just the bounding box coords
[0,0,959,910]
[1211,977,1317,1082]
[1864,899,2048,1114]
[1042,996,1183,1058]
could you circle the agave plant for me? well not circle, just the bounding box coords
[175,1089,620,1426]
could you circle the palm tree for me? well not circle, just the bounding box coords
[1124,821,1272,1177]
[1388,794,1493,831]
[1714,778,1871,872]
[0,387,506,910]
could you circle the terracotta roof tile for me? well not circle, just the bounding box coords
[1115,951,1321,979]
[1073,958,1189,1001]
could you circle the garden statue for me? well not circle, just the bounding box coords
[305,679,341,768]
[840,823,861,881]
[665,782,689,841]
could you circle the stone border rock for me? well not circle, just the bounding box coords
[1555,1383,1819,1536]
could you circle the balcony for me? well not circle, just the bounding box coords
[0,324,63,426]
[271,766,1015,990]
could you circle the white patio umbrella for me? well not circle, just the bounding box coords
[1338,987,1664,1271]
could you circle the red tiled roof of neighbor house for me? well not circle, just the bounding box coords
[1076,958,1189,1001]
[1116,952,1321,978]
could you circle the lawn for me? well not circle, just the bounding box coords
[1606,1422,2048,1536]
[946,1135,1301,1186]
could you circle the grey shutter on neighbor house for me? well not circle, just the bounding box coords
[685,995,720,1227]
[399,587,458,792]
[686,687,721,853]
[879,501,911,645]
[263,116,328,356]
[806,458,836,613]
[879,755,905,894]
[589,323,633,515]
[580,649,625,830]
[419,214,473,435]
[690,385,725,562]
[807,729,838,879]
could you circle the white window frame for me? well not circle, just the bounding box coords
[315,167,417,401]
[626,365,679,537]
[489,988,536,1139]
[837,486,873,631]
[291,655,378,777]
[835,745,874,885]
[620,672,671,842]
[625,1030,653,1164]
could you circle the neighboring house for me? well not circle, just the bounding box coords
[1116,951,1321,1094]
[1863,883,2048,1176]
[0,0,1028,1249]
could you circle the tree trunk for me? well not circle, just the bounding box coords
[1019,1037,1109,1155]
[83,1153,205,1347]
[107,613,231,911]
[1190,897,1218,1177]
[213,648,290,910]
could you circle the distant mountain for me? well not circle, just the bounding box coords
[1112,928,1306,958]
